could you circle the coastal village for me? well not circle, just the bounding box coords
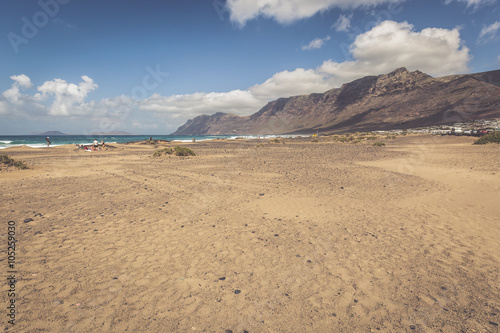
[374,118,500,136]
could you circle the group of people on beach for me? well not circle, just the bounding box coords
[76,139,106,151]
[46,136,107,151]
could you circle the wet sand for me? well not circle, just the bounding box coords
[1,135,499,332]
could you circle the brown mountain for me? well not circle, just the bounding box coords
[172,68,500,135]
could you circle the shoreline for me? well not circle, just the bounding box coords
[1,128,494,151]
[0,134,306,150]
[0,132,480,150]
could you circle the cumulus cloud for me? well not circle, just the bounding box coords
[0,74,46,119]
[478,21,500,44]
[0,74,263,124]
[318,20,470,85]
[138,70,332,118]
[11,74,33,89]
[79,95,141,133]
[84,95,136,120]
[138,90,263,118]
[2,74,33,104]
[249,68,332,100]
[333,14,353,32]
[0,75,102,121]
[226,0,405,26]
[137,70,334,118]
[37,76,98,116]
[302,36,331,50]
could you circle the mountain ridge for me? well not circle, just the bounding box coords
[30,131,68,136]
[172,68,500,135]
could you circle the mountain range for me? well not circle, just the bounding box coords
[30,131,68,136]
[172,68,500,135]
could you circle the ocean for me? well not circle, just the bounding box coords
[0,134,291,149]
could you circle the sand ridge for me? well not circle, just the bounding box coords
[1,136,499,332]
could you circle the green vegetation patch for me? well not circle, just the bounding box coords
[153,147,173,157]
[0,154,29,170]
[373,142,386,147]
[325,133,388,144]
[153,146,196,157]
[474,131,500,144]
[173,146,196,156]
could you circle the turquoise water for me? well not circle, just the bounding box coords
[0,134,286,149]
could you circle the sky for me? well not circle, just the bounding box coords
[0,0,499,135]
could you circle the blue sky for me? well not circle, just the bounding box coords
[1,0,499,135]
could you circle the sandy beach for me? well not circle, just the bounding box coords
[1,135,499,332]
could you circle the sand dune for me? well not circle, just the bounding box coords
[1,136,498,332]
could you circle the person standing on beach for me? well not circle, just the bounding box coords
[93,138,98,151]
[46,137,51,147]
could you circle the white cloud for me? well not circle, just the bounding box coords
[37,76,98,116]
[226,0,405,26]
[333,14,353,32]
[131,121,158,129]
[318,20,470,86]
[81,95,139,133]
[444,0,496,10]
[302,36,331,50]
[0,75,46,120]
[0,101,8,115]
[2,74,33,104]
[11,74,33,89]
[138,69,332,118]
[137,70,333,119]
[2,86,23,105]
[138,90,263,118]
[249,68,332,99]
[84,95,136,120]
[478,21,500,44]
[0,75,102,122]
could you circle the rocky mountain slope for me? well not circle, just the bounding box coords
[172,68,500,135]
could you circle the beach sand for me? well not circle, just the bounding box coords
[1,135,499,332]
